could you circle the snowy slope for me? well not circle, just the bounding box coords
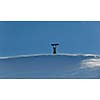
[0,54,100,79]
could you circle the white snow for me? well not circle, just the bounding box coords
[81,58,100,68]
[0,54,100,78]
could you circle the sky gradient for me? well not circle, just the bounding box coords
[0,21,100,56]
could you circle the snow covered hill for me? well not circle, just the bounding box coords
[0,54,100,79]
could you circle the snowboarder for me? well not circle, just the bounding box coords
[51,43,59,54]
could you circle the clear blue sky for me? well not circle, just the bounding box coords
[0,21,100,56]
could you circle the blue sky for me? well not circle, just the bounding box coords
[0,21,100,56]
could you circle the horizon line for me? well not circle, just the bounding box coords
[0,53,99,59]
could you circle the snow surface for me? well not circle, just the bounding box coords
[0,54,100,79]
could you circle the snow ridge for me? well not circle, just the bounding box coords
[0,53,99,59]
[0,53,100,78]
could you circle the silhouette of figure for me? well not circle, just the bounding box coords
[51,43,59,54]
[53,46,56,54]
